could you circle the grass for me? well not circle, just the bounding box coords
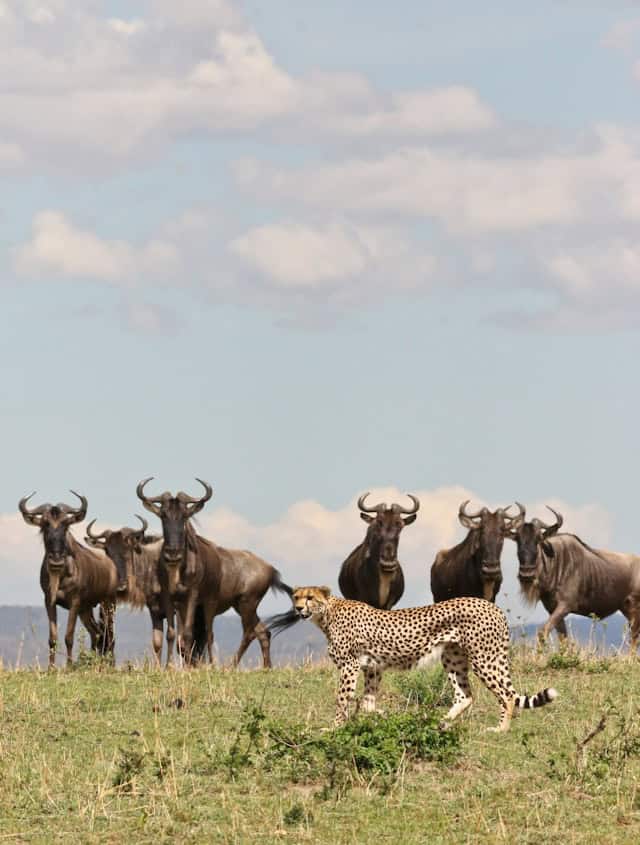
[0,647,639,844]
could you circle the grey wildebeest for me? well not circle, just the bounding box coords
[430,501,516,603]
[136,477,293,666]
[338,492,420,610]
[508,504,640,648]
[85,515,209,665]
[19,491,118,667]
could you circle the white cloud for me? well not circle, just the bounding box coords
[13,211,179,283]
[235,128,640,234]
[229,221,435,290]
[0,1,495,166]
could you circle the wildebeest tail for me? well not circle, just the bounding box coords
[192,604,208,662]
[515,687,558,709]
[270,570,293,598]
[266,608,300,637]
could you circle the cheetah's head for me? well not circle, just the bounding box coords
[292,586,332,619]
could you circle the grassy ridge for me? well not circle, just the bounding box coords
[0,647,639,844]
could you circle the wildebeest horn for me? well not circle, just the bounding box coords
[178,478,213,515]
[505,501,526,529]
[135,514,148,534]
[136,477,164,516]
[539,506,563,537]
[459,500,486,521]
[19,492,48,525]
[62,490,88,523]
[391,494,420,515]
[357,492,387,513]
[85,519,110,543]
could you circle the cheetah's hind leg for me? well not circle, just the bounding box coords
[439,643,473,729]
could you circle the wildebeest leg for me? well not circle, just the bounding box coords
[149,608,164,665]
[98,601,116,660]
[203,601,217,664]
[622,594,640,654]
[538,604,569,644]
[64,605,79,666]
[79,609,100,651]
[233,600,272,668]
[178,593,198,665]
[46,599,58,669]
[335,660,360,726]
[162,596,177,667]
[555,617,568,640]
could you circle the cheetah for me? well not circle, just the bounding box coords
[271,587,558,731]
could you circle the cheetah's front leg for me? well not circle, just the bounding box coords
[335,660,360,726]
[360,664,382,714]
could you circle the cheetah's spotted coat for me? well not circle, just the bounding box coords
[291,587,558,731]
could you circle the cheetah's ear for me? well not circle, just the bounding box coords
[319,586,332,598]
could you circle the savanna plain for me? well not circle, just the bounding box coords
[0,642,639,844]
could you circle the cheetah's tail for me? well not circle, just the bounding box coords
[515,688,558,709]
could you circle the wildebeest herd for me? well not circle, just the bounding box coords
[17,483,640,668]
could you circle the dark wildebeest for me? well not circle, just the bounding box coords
[338,492,420,610]
[136,477,292,667]
[508,504,640,648]
[430,501,517,603]
[19,491,118,667]
[85,515,209,665]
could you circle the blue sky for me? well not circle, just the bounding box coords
[2,1,640,622]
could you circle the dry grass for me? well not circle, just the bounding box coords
[0,644,639,844]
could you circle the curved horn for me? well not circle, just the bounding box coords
[19,492,47,525]
[135,514,149,534]
[357,492,386,513]
[540,506,563,538]
[391,494,420,515]
[181,478,213,515]
[506,501,526,530]
[136,477,163,516]
[85,519,110,543]
[64,490,87,523]
[459,500,486,520]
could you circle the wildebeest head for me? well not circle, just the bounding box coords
[458,500,518,580]
[358,492,420,572]
[507,503,563,581]
[19,490,87,568]
[136,477,212,566]
[85,515,149,590]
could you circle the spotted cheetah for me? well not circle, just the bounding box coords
[272,587,557,731]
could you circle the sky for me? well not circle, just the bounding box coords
[2,0,640,627]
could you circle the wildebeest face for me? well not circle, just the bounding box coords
[508,506,563,582]
[19,491,87,567]
[459,501,517,578]
[85,516,147,585]
[358,492,420,571]
[136,477,213,567]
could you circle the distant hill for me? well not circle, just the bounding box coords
[0,606,632,669]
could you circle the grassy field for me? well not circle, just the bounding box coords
[0,644,639,844]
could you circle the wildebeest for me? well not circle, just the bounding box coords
[19,491,118,667]
[430,501,516,603]
[338,492,419,609]
[85,516,178,665]
[136,477,292,666]
[509,504,640,648]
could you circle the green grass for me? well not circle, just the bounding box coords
[0,648,639,844]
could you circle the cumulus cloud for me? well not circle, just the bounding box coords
[0,1,494,166]
[13,211,179,283]
[229,221,436,292]
[235,127,640,234]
